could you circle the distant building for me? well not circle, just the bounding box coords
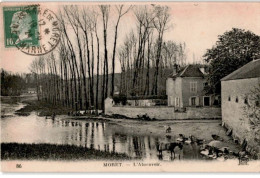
[166,64,217,109]
[221,59,260,154]
[27,88,37,94]
[113,85,120,95]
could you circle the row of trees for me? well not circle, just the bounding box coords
[117,6,186,96]
[1,69,27,96]
[30,5,188,111]
[118,37,186,96]
[30,5,133,111]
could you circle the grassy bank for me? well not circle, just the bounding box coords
[15,100,71,116]
[1,143,131,160]
[13,98,157,121]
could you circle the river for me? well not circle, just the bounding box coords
[1,98,206,161]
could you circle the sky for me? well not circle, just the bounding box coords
[1,2,260,73]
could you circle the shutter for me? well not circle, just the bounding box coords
[196,96,200,106]
[189,97,192,106]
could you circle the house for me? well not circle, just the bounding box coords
[166,64,215,109]
[27,87,37,94]
[221,59,260,155]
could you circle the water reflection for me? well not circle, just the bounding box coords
[1,110,203,161]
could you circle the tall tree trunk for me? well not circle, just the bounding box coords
[111,19,120,97]
[95,30,100,111]
[90,32,95,106]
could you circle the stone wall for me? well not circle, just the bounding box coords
[221,78,260,157]
[105,98,221,120]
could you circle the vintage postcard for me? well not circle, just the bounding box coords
[0,1,260,172]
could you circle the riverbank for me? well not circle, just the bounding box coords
[1,143,131,160]
[1,95,72,117]
[15,99,71,116]
[59,115,242,155]
[1,95,243,159]
[9,97,242,154]
[12,96,158,120]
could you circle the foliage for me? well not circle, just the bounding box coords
[1,69,26,96]
[14,99,71,116]
[113,94,127,105]
[244,84,260,144]
[1,143,131,160]
[204,28,260,93]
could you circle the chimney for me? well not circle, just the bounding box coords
[173,63,179,75]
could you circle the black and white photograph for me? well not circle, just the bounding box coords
[0,1,259,172]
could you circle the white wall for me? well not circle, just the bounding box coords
[105,105,221,120]
[166,77,182,107]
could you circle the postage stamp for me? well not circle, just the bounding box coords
[3,5,61,56]
[3,5,39,48]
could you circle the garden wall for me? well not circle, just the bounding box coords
[105,98,221,120]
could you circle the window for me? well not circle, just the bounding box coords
[191,97,196,106]
[170,96,174,106]
[244,98,248,104]
[190,82,197,93]
[235,96,239,103]
[175,97,180,107]
[203,82,208,87]
[203,96,210,106]
[228,96,231,101]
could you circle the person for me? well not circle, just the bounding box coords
[10,11,33,44]
[166,125,171,133]
[52,112,56,119]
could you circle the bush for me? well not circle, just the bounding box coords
[113,95,127,105]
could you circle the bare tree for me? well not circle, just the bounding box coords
[91,10,101,111]
[63,6,85,110]
[100,5,110,109]
[132,5,155,95]
[151,5,170,95]
[110,5,132,97]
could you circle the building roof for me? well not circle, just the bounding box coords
[169,65,205,78]
[221,59,260,81]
